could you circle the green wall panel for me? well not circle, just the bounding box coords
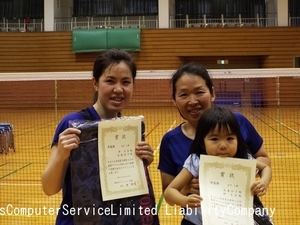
[72,28,141,53]
[107,28,141,51]
[72,29,107,53]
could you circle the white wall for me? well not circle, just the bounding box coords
[44,0,55,31]
[276,0,288,26]
[158,0,170,28]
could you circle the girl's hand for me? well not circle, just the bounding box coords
[251,180,268,196]
[186,194,202,208]
[135,141,154,165]
[57,128,81,161]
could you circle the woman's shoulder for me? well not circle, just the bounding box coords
[61,111,86,123]
[161,124,185,140]
[52,111,86,144]
[233,112,252,125]
[233,111,247,120]
[56,111,86,131]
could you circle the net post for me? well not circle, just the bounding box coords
[54,79,58,124]
[276,76,280,122]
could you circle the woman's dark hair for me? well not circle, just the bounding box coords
[170,62,214,101]
[92,49,137,105]
[189,106,249,159]
[93,48,137,82]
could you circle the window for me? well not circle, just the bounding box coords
[73,0,158,17]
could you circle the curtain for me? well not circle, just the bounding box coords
[175,0,266,19]
[289,0,300,17]
[73,0,158,17]
[0,0,43,19]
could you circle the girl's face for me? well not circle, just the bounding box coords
[204,125,238,157]
[93,61,133,118]
[173,73,215,125]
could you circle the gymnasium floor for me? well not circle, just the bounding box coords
[0,106,299,224]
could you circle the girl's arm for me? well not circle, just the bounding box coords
[250,160,272,196]
[160,171,199,196]
[164,168,202,208]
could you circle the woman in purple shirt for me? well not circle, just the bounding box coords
[158,62,271,225]
[42,49,159,225]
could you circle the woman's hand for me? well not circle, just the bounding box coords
[135,141,154,165]
[251,180,268,197]
[57,128,81,161]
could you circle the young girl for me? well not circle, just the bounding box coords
[164,106,272,225]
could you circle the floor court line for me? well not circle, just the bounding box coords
[0,162,8,167]
[154,120,177,213]
[166,120,177,133]
[153,120,176,156]
[40,144,51,150]
[248,110,300,148]
[258,110,300,134]
[0,163,32,180]
[146,122,160,138]
[0,183,41,186]
[1,179,40,182]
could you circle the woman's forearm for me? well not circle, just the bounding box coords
[41,147,69,196]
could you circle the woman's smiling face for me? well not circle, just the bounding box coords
[173,73,215,125]
[94,61,134,117]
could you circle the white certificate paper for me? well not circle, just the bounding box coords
[199,155,256,225]
[98,117,149,201]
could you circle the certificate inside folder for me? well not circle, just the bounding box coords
[98,117,148,201]
[68,116,149,224]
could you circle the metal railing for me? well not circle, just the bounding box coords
[289,16,300,26]
[170,14,279,28]
[0,18,43,32]
[55,16,158,31]
[1,15,300,32]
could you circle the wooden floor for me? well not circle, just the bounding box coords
[0,107,299,225]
